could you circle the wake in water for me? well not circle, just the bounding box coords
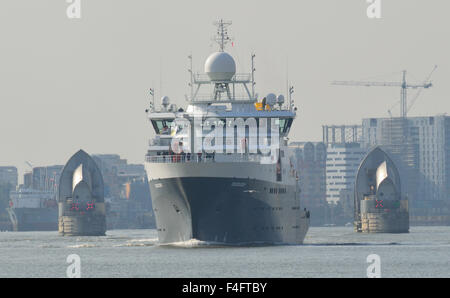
[158,238,289,248]
[67,243,97,248]
[158,238,226,248]
[113,237,159,247]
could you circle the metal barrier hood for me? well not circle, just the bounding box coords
[58,149,104,203]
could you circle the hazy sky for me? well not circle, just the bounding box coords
[1,0,449,181]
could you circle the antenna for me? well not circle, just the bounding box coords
[286,56,289,108]
[190,20,254,104]
[213,19,233,52]
[159,57,163,99]
[251,53,256,98]
[289,85,294,112]
[149,87,155,111]
[188,54,193,98]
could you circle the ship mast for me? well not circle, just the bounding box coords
[213,19,232,52]
[187,20,256,104]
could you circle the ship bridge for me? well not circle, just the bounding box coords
[145,20,297,166]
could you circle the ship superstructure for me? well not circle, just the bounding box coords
[144,20,309,245]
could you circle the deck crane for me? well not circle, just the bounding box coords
[332,66,437,118]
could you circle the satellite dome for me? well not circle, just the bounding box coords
[204,52,236,81]
[161,96,170,107]
[266,93,277,106]
[277,95,285,106]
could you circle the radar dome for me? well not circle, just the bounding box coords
[277,95,285,106]
[161,96,170,107]
[204,52,236,81]
[266,93,277,106]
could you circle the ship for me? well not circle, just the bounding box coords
[144,20,310,245]
[7,188,58,231]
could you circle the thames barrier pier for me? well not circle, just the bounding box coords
[354,147,409,233]
[58,150,106,236]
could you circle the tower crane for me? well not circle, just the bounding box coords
[406,65,437,114]
[25,161,33,170]
[332,66,437,118]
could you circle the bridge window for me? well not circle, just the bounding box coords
[279,118,293,134]
[151,119,174,134]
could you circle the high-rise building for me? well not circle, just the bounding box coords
[289,142,327,226]
[23,172,32,189]
[0,167,18,188]
[92,154,154,229]
[92,154,146,179]
[325,142,367,204]
[321,125,367,205]
[289,142,327,209]
[92,154,148,198]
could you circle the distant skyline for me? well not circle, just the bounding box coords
[1,0,449,181]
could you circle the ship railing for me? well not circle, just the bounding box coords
[145,153,261,164]
[187,94,256,103]
[193,73,252,83]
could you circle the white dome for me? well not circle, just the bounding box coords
[161,96,170,107]
[204,52,236,81]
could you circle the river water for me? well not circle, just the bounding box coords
[0,226,449,278]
